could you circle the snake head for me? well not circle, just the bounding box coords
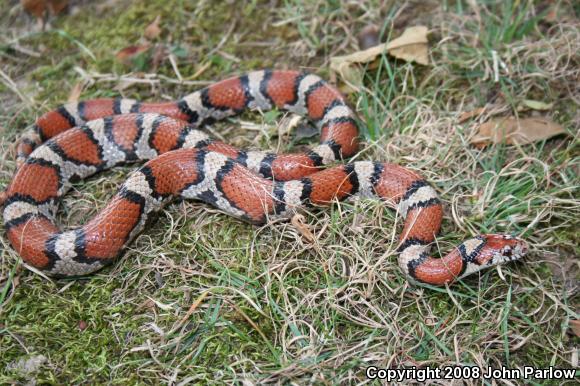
[477,234,528,266]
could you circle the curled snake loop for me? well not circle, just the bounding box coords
[1,70,527,284]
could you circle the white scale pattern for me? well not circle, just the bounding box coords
[134,114,160,160]
[287,74,321,115]
[119,99,138,114]
[62,102,83,126]
[87,119,127,168]
[398,185,438,217]
[246,71,272,110]
[320,104,353,125]
[353,161,375,197]
[49,230,104,276]
[180,152,246,219]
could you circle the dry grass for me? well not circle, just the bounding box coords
[0,0,579,384]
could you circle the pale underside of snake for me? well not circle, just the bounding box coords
[1,70,527,285]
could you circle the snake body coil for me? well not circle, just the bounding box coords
[1,70,526,284]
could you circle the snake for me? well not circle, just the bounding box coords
[0,69,527,285]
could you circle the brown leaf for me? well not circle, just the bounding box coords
[115,44,151,64]
[387,26,429,65]
[144,15,162,40]
[21,0,68,17]
[458,107,486,123]
[21,0,46,18]
[47,0,68,14]
[291,214,315,243]
[570,320,580,338]
[330,26,429,92]
[471,117,567,147]
[67,81,84,103]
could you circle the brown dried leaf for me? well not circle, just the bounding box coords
[330,26,429,92]
[67,81,84,103]
[115,44,151,64]
[47,0,68,14]
[144,15,162,40]
[387,26,429,65]
[570,320,580,338]
[21,0,68,17]
[458,107,486,123]
[291,214,315,243]
[21,0,46,18]
[471,117,567,147]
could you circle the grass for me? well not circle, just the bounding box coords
[0,0,579,384]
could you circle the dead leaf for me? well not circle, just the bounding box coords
[47,0,67,14]
[387,26,429,65]
[570,320,580,338]
[21,0,68,17]
[471,117,567,147]
[144,15,162,40]
[291,214,315,243]
[21,0,46,18]
[115,44,151,64]
[67,81,84,103]
[458,107,486,123]
[330,26,429,92]
[277,115,302,138]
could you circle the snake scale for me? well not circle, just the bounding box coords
[1,70,527,284]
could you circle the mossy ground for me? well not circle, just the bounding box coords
[0,0,579,384]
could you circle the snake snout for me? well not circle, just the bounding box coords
[479,234,528,265]
[498,235,528,261]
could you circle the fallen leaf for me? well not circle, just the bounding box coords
[277,115,302,138]
[46,0,68,14]
[458,107,486,123]
[144,15,162,40]
[291,214,315,243]
[21,0,68,17]
[519,99,553,111]
[67,81,84,103]
[78,320,88,331]
[21,0,46,18]
[115,44,151,64]
[387,26,429,65]
[569,320,580,338]
[471,117,567,147]
[330,26,429,92]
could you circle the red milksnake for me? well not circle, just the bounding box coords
[1,70,527,284]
